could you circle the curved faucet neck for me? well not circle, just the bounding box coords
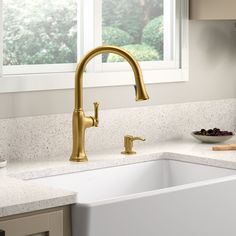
[74,45,149,110]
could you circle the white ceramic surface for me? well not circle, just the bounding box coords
[30,159,236,236]
[29,159,236,203]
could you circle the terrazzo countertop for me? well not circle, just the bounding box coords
[1,138,236,218]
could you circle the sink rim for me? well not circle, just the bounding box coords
[26,154,236,206]
[20,151,236,181]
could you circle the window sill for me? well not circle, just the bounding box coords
[0,68,188,93]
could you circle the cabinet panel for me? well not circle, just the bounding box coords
[0,210,63,236]
[190,0,236,20]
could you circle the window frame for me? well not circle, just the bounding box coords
[0,0,189,93]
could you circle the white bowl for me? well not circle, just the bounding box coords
[191,132,234,143]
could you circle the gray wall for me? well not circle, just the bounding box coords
[1,21,236,118]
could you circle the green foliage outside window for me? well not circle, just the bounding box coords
[102,27,135,47]
[142,16,164,59]
[107,44,160,62]
[3,0,77,65]
[102,0,163,62]
[3,0,163,66]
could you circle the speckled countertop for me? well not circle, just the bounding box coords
[1,138,236,218]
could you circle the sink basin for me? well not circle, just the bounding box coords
[31,158,236,202]
[30,156,236,236]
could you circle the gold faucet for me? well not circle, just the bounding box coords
[121,135,146,155]
[70,45,149,162]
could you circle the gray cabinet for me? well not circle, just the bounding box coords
[0,207,71,236]
[190,0,236,20]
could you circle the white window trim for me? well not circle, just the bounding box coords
[0,0,189,93]
[3,64,77,75]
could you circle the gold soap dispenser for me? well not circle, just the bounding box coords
[121,135,146,155]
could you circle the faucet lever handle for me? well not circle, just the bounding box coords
[93,102,99,127]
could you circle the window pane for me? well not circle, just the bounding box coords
[102,0,164,63]
[3,0,77,66]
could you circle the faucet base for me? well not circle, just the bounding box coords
[121,151,136,155]
[70,155,88,162]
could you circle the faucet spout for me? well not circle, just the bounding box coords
[70,45,149,162]
[74,45,149,109]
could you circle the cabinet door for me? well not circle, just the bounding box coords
[190,0,236,20]
[0,210,63,236]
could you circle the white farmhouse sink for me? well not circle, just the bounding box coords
[30,157,236,236]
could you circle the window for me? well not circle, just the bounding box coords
[0,0,188,93]
[98,0,177,72]
[3,0,77,74]
[102,0,165,63]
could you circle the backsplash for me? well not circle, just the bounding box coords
[0,99,236,161]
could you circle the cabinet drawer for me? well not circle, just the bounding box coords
[0,210,63,236]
